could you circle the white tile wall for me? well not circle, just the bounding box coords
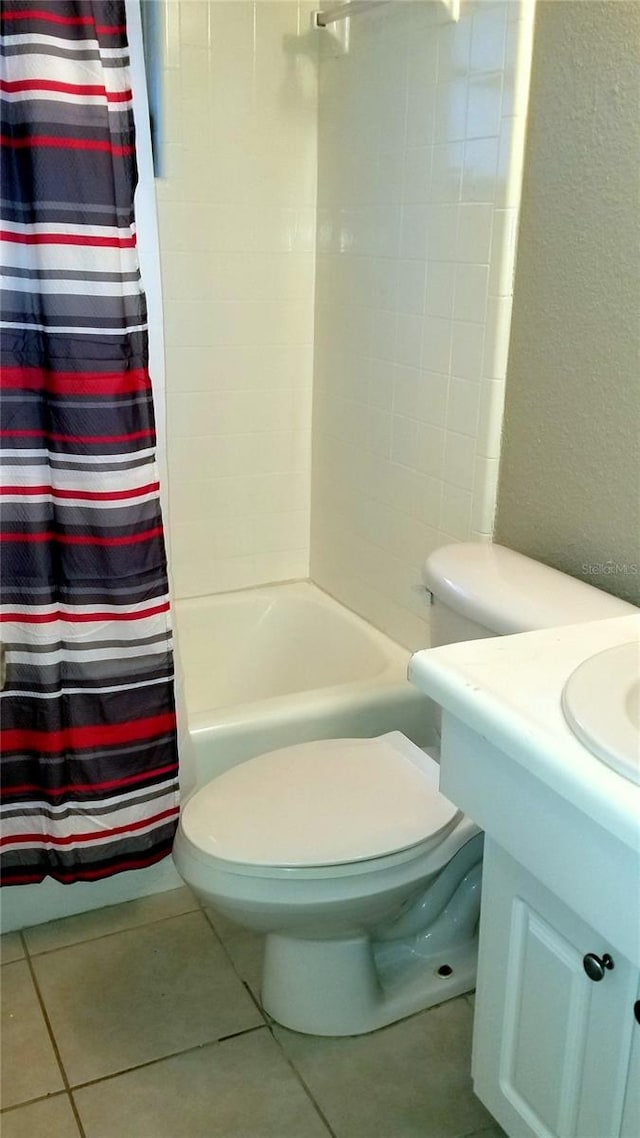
[159,2,318,599]
[158,1,533,634]
[310,0,534,648]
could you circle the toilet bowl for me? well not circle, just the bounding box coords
[173,731,483,1036]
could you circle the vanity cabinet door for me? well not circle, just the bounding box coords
[472,840,639,1138]
[619,991,640,1138]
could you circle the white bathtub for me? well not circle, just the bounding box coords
[176,582,435,789]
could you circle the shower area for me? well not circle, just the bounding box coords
[2,0,535,931]
[163,0,534,769]
[163,0,533,645]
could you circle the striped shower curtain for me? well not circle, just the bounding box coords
[0,0,180,884]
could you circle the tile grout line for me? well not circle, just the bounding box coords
[241,976,270,1021]
[61,1024,269,1095]
[199,910,336,1136]
[201,908,270,1019]
[22,944,87,1138]
[0,1089,71,1117]
[458,1128,504,1138]
[267,1023,339,1138]
[18,899,203,960]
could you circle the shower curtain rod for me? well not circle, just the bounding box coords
[313,0,459,29]
[313,1,391,28]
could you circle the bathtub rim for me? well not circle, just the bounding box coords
[176,579,427,730]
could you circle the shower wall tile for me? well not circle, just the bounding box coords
[158,1,317,599]
[165,343,313,394]
[311,0,534,649]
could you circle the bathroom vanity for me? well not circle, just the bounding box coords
[409,614,640,1138]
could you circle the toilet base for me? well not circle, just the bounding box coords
[262,930,478,1036]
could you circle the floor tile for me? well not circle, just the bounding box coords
[466,1126,508,1138]
[0,1094,81,1138]
[32,910,263,1086]
[205,907,264,1002]
[24,886,198,956]
[0,960,64,1109]
[1,931,25,965]
[274,997,494,1138]
[75,1028,332,1138]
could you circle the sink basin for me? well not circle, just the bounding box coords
[562,640,640,783]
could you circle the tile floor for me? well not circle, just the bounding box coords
[1,886,507,1138]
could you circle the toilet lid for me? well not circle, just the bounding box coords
[181,732,459,868]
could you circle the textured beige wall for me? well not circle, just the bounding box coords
[495,0,640,604]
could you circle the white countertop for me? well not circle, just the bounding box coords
[409,614,640,852]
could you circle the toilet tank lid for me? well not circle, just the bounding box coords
[423,543,638,635]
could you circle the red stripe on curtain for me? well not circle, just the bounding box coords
[0,227,136,245]
[1,8,95,24]
[5,762,180,799]
[0,603,171,624]
[0,10,126,34]
[1,713,177,755]
[0,79,132,102]
[0,429,154,442]
[0,484,160,500]
[0,367,151,393]
[0,135,135,155]
[1,527,165,545]
[0,808,180,849]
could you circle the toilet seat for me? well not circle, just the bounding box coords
[180,732,460,871]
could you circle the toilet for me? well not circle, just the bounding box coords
[173,543,636,1037]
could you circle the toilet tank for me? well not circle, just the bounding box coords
[423,543,638,648]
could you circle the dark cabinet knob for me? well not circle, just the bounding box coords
[583,952,615,982]
[634,1000,640,1025]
